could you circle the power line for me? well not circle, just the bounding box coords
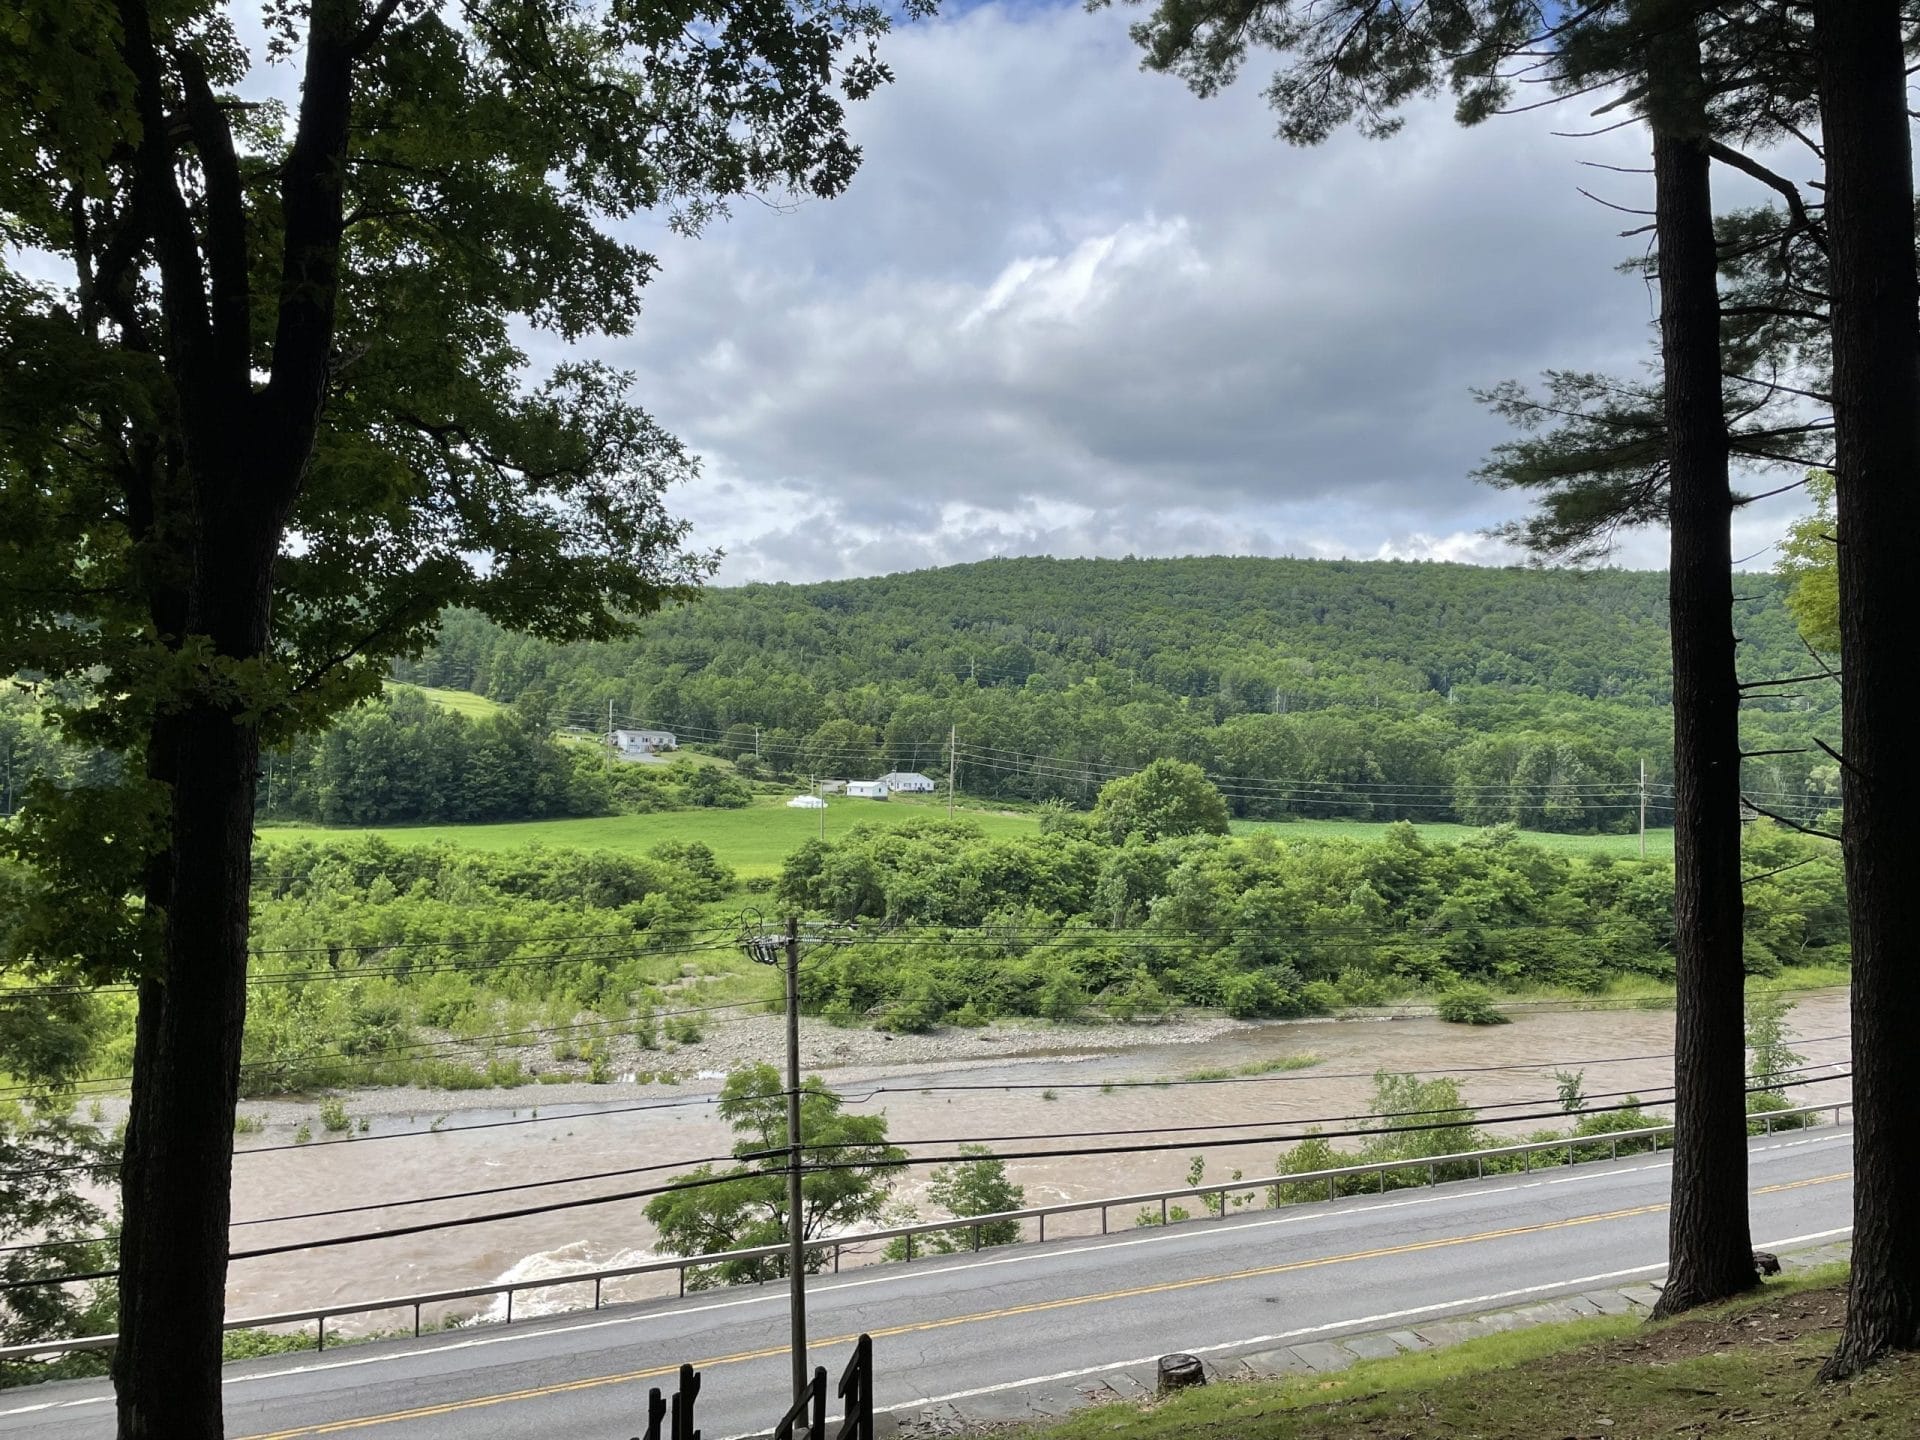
[0,1069,1848,1292]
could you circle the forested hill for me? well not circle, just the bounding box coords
[392,556,1837,832]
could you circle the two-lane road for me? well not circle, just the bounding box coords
[0,1129,1853,1439]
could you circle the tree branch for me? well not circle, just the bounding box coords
[171,44,250,388]
[1741,796,1840,842]
[264,0,361,507]
[1705,142,1826,255]
[115,0,212,379]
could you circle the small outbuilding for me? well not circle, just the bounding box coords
[847,780,889,800]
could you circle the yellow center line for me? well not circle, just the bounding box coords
[238,1172,1852,1439]
[1756,1171,1850,1195]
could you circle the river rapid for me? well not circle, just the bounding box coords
[205,990,1851,1333]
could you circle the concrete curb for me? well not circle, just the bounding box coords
[889,1240,1853,1436]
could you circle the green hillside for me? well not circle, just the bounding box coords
[387,556,1835,833]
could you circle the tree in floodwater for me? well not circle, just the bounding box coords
[646,1065,906,1288]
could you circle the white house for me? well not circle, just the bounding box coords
[611,728,676,756]
[879,771,936,794]
[786,795,827,809]
[847,780,890,800]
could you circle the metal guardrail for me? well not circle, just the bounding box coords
[0,1099,1851,1362]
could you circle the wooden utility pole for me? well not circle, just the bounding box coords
[948,726,957,819]
[1639,758,1648,859]
[783,916,808,1409]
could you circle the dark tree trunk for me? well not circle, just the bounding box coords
[1815,0,1920,1379]
[1644,15,1757,1320]
[113,523,277,1439]
[107,0,358,1424]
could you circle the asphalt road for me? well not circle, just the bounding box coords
[0,1128,1854,1440]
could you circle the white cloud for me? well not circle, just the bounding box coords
[579,1,1812,582]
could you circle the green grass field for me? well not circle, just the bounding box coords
[1232,816,1676,858]
[258,798,1675,880]
[255,797,1040,878]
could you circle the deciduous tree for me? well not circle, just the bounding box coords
[0,0,925,1429]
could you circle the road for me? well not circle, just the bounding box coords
[0,1128,1853,1440]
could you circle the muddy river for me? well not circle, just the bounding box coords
[202,991,1851,1333]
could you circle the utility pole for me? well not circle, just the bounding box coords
[607,698,615,755]
[1639,758,1647,859]
[783,916,808,1409]
[742,918,813,1412]
[755,725,762,763]
[948,725,957,820]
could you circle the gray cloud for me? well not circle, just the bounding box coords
[569,2,1801,581]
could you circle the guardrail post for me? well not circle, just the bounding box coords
[1161,1197,1168,1225]
[1101,1205,1108,1235]
[1326,1176,1334,1202]
[905,1232,913,1262]
[973,1222,982,1252]
[413,1303,421,1339]
[1217,1188,1227,1219]
[1039,1214,1047,1243]
[1428,1163,1436,1188]
[1610,1138,1618,1161]
[833,1245,841,1274]
[679,1266,687,1298]
[316,1315,326,1353]
[505,1288,514,1325]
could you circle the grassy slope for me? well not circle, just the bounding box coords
[382,681,506,718]
[1020,1267,1911,1440]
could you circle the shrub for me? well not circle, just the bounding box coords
[233,1113,265,1135]
[318,1098,352,1134]
[1746,1089,1817,1135]
[1436,985,1508,1026]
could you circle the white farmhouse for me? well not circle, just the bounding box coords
[846,780,890,799]
[610,728,677,757]
[879,771,936,794]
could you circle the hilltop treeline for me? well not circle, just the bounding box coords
[779,817,1847,1027]
[393,556,1838,833]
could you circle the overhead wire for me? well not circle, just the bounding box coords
[0,1068,1851,1292]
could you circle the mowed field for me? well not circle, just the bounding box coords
[257,796,1677,879]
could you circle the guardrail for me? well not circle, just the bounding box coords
[0,1099,1851,1363]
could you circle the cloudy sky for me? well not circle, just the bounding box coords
[557,0,1820,585]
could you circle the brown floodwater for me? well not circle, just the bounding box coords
[215,990,1853,1332]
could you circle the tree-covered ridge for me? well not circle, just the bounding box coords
[395,556,1837,831]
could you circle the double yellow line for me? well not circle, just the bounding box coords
[241,1173,1851,1438]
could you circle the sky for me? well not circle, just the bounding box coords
[559,0,1816,585]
